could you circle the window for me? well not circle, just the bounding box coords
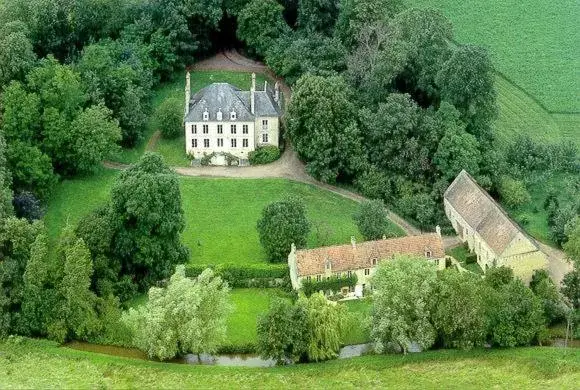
[203,110,209,121]
[262,119,268,130]
[316,275,321,282]
[202,124,208,134]
[347,270,352,278]
[364,269,370,276]
[203,139,209,148]
[372,258,377,266]
[262,133,268,143]
[425,250,432,258]
[231,138,237,147]
[217,138,223,147]
[231,124,237,134]
[242,124,248,134]
[191,124,197,134]
[306,276,311,282]
[230,111,236,120]
[217,125,223,134]
[243,138,248,147]
[216,110,222,121]
[362,283,366,290]
[191,139,197,148]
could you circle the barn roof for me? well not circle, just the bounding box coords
[294,233,445,277]
[444,170,538,256]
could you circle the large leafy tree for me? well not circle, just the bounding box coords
[371,255,438,353]
[155,98,183,139]
[0,132,13,218]
[436,44,497,142]
[0,81,41,143]
[256,298,309,364]
[430,270,488,349]
[353,199,393,241]
[124,265,231,361]
[257,197,310,262]
[6,141,57,200]
[563,217,580,265]
[297,0,338,34]
[287,74,364,182]
[529,269,566,325]
[110,153,188,291]
[0,21,36,87]
[237,0,290,57]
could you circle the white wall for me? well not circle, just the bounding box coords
[185,120,256,159]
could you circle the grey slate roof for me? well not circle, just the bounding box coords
[184,83,281,122]
[444,170,538,256]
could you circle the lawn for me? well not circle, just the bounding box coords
[44,170,403,264]
[445,244,484,275]
[2,338,578,389]
[410,0,580,113]
[340,299,372,345]
[114,70,270,166]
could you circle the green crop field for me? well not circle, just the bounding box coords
[44,170,404,265]
[1,338,578,389]
[411,0,580,113]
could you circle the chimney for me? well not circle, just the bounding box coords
[351,236,356,249]
[290,243,296,254]
[250,73,256,115]
[274,81,280,103]
[436,225,441,237]
[185,71,191,116]
[264,80,267,91]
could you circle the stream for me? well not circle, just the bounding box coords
[65,341,375,367]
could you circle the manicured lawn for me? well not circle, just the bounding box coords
[410,0,580,113]
[44,171,403,264]
[2,338,579,389]
[340,299,372,345]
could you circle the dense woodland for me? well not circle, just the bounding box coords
[0,0,579,361]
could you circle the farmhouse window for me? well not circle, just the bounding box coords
[243,124,248,134]
[203,124,209,134]
[347,271,352,278]
[262,119,268,130]
[231,125,237,134]
[191,124,197,134]
[203,110,209,121]
[217,125,223,134]
[306,276,311,282]
[316,275,321,282]
[364,269,370,276]
[191,139,197,147]
[203,139,209,148]
[230,111,236,120]
[425,250,432,258]
[217,138,223,147]
[372,258,377,266]
[262,133,268,143]
[231,138,237,147]
[243,138,248,147]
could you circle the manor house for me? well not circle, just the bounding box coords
[444,170,548,282]
[288,232,445,297]
[184,72,282,165]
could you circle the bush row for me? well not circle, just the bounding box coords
[301,274,358,296]
[185,263,290,288]
[248,146,281,165]
[217,342,257,355]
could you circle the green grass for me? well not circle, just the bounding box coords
[2,338,579,389]
[340,299,372,345]
[445,244,484,275]
[411,0,580,113]
[44,171,403,264]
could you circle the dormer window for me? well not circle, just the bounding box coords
[216,109,222,121]
[372,258,378,266]
[325,260,332,271]
[203,109,209,121]
[425,250,432,258]
[230,110,236,120]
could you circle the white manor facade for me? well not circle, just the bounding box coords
[184,72,282,165]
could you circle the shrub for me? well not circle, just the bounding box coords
[301,274,358,296]
[498,176,531,209]
[184,263,289,288]
[353,199,394,241]
[465,253,477,264]
[12,191,44,221]
[249,145,281,165]
[155,98,183,139]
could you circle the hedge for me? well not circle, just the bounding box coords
[465,253,478,264]
[185,263,290,288]
[248,146,281,165]
[217,342,257,355]
[301,274,358,296]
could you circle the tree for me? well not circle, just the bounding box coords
[123,265,231,361]
[436,45,497,141]
[0,132,13,219]
[6,141,57,200]
[297,0,338,34]
[530,269,565,324]
[300,292,346,361]
[237,0,290,57]
[286,74,364,182]
[256,197,310,262]
[353,199,393,240]
[498,176,531,209]
[563,217,580,265]
[561,267,580,310]
[12,191,44,222]
[155,97,183,139]
[256,298,309,364]
[0,21,36,86]
[433,103,481,181]
[486,279,545,347]
[0,81,41,142]
[484,266,514,289]
[371,255,438,353]
[431,270,488,349]
[110,153,188,292]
